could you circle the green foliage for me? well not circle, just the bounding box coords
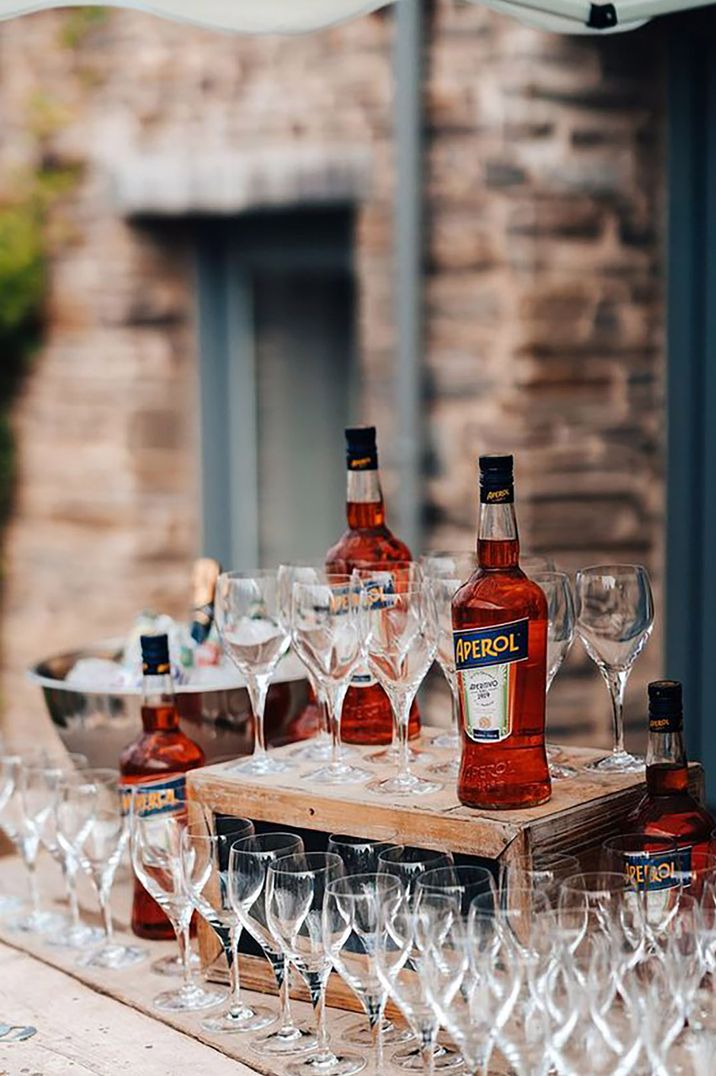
[60,6,108,49]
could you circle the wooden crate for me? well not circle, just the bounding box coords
[188,732,704,1006]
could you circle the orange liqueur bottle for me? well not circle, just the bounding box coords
[119,633,205,939]
[629,680,715,873]
[452,454,550,809]
[325,426,419,744]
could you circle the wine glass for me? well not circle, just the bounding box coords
[532,571,577,781]
[266,851,365,1076]
[291,574,371,785]
[8,761,69,934]
[181,818,275,1034]
[520,554,556,576]
[228,832,316,1057]
[215,570,292,776]
[352,562,430,767]
[415,865,497,917]
[0,755,23,915]
[327,833,396,876]
[505,852,580,906]
[277,562,334,763]
[131,805,226,1012]
[363,581,440,796]
[323,872,403,1073]
[76,808,146,968]
[575,564,654,774]
[377,845,454,899]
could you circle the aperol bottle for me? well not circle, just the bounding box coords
[119,633,205,939]
[325,426,420,744]
[629,680,715,875]
[452,454,550,809]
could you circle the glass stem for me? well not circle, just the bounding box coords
[603,667,629,756]
[98,886,113,943]
[26,858,40,917]
[313,976,332,1061]
[65,859,80,929]
[177,918,193,992]
[369,1006,384,1073]
[394,690,413,782]
[421,1028,437,1076]
[278,955,294,1030]
[247,673,271,762]
[228,922,243,1014]
[326,683,348,771]
[449,677,460,738]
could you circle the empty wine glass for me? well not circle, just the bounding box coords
[215,570,292,776]
[352,562,430,767]
[181,818,274,1034]
[0,755,23,916]
[131,805,226,1012]
[363,581,440,796]
[532,571,577,781]
[8,761,69,934]
[327,833,396,876]
[377,845,454,899]
[575,564,654,774]
[324,872,403,1073]
[228,832,316,1057]
[505,852,580,906]
[415,865,497,917]
[291,574,371,785]
[277,562,333,763]
[266,851,365,1076]
[76,808,146,968]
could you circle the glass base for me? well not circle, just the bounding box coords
[393,1042,464,1070]
[286,1050,366,1076]
[201,1002,275,1034]
[586,751,644,775]
[152,950,201,977]
[77,942,147,969]
[8,909,66,935]
[304,762,370,785]
[370,744,432,766]
[0,895,23,917]
[48,922,105,950]
[545,742,560,760]
[431,731,460,750]
[231,753,292,777]
[292,737,333,763]
[549,761,578,781]
[343,1018,413,1047]
[153,981,227,1013]
[369,771,442,797]
[430,756,460,778]
[253,1023,318,1055]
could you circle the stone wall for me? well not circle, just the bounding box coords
[0,2,666,752]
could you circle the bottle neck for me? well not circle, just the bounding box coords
[477,502,520,569]
[346,468,385,529]
[646,727,689,795]
[141,672,180,732]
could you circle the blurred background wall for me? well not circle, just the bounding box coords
[0,1,666,749]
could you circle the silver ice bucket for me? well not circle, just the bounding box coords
[28,639,309,769]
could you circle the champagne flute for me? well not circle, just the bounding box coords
[576,565,654,774]
[278,562,354,764]
[215,570,292,776]
[362,580,440,796]
[181,818,274,1034]
[131,804,226,1012]
[291,574,371,785]
[228,832,316,1056]
[266,851,364,1075]
[532,570,577,780]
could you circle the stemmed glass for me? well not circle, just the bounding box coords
[215,570,292,776]
[575,564,654,774]
[291,574,371,785]
[228,832,316,1057]
[8,761,68,933]
[131,805,226,1012]
[377,845,454,899]
[532,571,577,781]
[327,833,396,876]
[352,562,429,767]
[363,580,440,796]
[181,817,274,1034]
[266,851,365,1076]
[277,562,334,763]
[420,552,476,757]
[323,872,403,1073]
[0,756,23,915]
[415,865,497,917]
[76,808,146,968]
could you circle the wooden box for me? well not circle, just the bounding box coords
[187,732,704,1005]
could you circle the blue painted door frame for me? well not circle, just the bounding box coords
[666,10,716,805]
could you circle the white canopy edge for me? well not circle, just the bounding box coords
[0,0,710,37]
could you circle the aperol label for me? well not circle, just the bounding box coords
[453,619,528,743]
[119,774,186,818]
